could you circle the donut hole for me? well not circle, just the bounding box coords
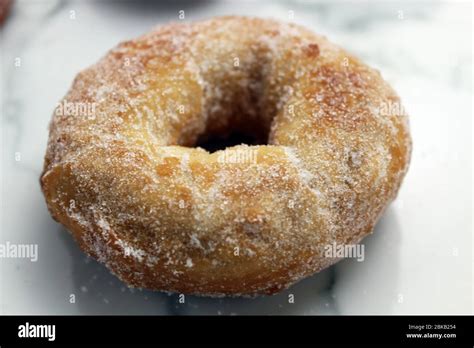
[192,103,272,153]
[182,55,276,152]
[195,130,264,153]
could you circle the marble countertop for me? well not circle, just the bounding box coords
[1,0,472,315]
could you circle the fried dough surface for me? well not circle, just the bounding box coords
[41,17,411,296]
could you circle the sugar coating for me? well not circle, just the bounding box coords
[40,16,411,296]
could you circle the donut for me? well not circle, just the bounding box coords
[40,16,411,296]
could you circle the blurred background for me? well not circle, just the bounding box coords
[0,0,472,315]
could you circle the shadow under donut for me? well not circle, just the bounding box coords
[331,206,402,314]
[58,228,170,315]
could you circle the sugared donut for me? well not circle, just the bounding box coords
[41,16,411,296]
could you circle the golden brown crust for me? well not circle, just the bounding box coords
[40,16,411,296]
